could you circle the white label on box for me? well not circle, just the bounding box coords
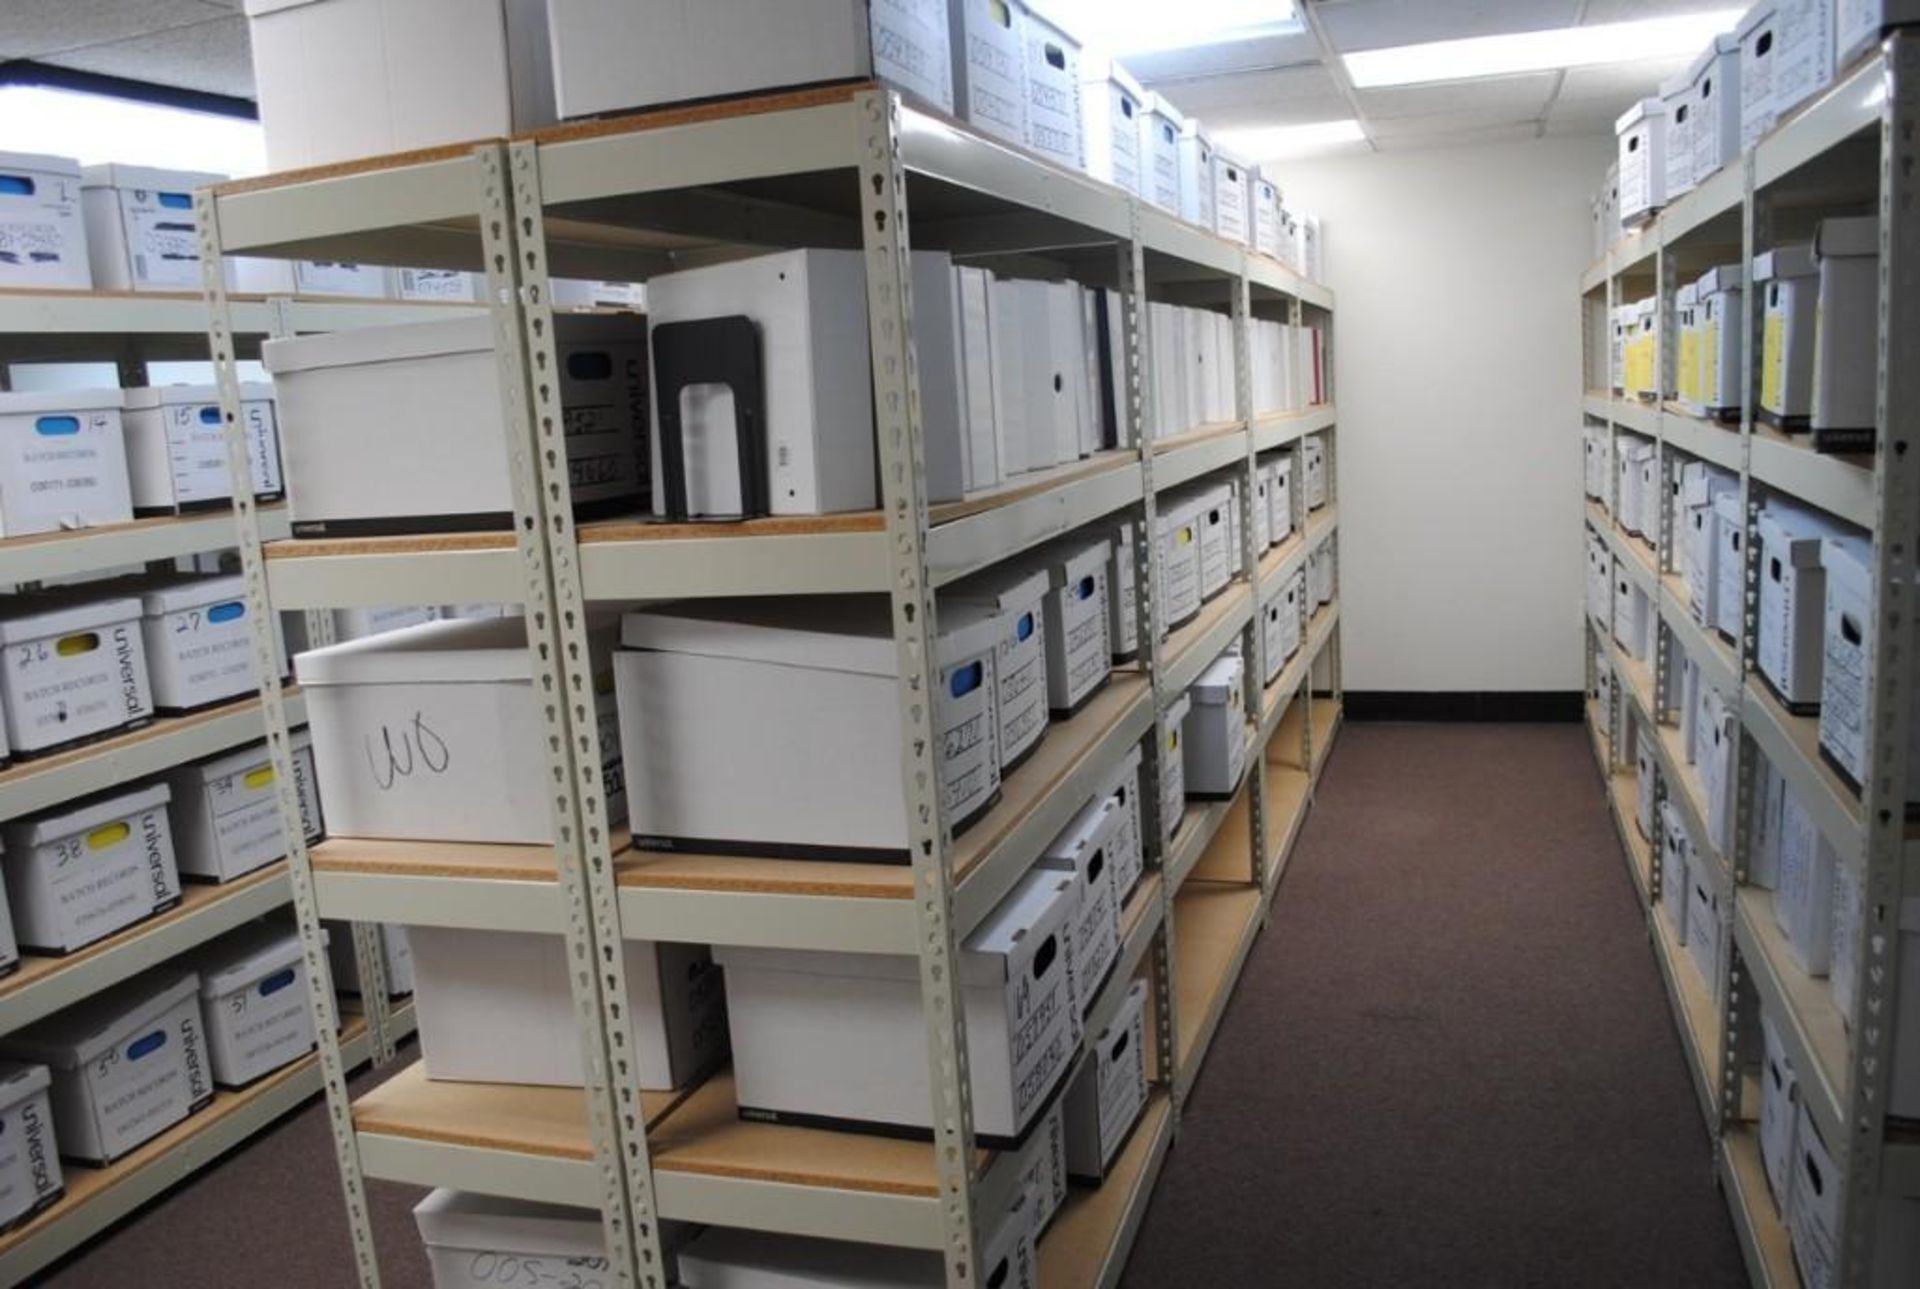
[158,399,281,506]
[295,261,385,296]
[117,189,202,290]
[3,621,151,752]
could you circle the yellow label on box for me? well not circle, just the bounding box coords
[1703,323,1721,406]
[1679,331,1699,404]
[1762,312,1785,412]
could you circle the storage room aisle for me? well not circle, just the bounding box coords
[34,722,1745,1289]
[1123,723,1747,1288]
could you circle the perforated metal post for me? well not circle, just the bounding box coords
[1120,215,1180,1126]
[852,91,982,1288]
[484,141,665,1289]
[196,191,383,1289]
[1233,268,1267,890]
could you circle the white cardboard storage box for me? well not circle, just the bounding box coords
[1660,799,1691,943]
[1777,787,1836,975]
[946,568,1050,774]
[265,313,647,535]
[951,0,1030,148]
[1740,3,1782,150]
[616,598,999,860]
[394,268,479,303]
[1635,733,1658,840]
[1,970,210,1165]
[1022,2,1082,169]
[299,615,624,845]
[0,1062,61,1231]
[679,1206,1034,1289]
[0,594,153,756]
[1692,35,1744,184]
[1757,242,1819,429]
[1064,977,1148,1184]
[79,164,221,293]
[414,1189,615,1289]
[1774,0,1835,120]
[1809,216,1880,450]
[1760,1012,1798,1207]
[326,921,412,996]
[1788,1101,1840,1288]
[123,383,283,514]
[137,573,286,712]
[1178,121,1216,231]
[1098,741,1145,903]
[1714,491,1747,643]
[1758,505,1854,711]
[1303,436,1327,510]
[245,0,554,170]
[1838,0,1920,67]
[3,783,180,955]
[1184,652,1248,799]
[1108,522,1138,662]
[1253,173,1283,260]
[1179,481,1234,602]
[714,866,1077,1145]
[186,922,317,1087]
[168,730,323,883]
[1676,282,1701,411]
[1081,56,1144,195]
[1662,72,1697,201]
[1160,692,1190,847]
[1683,462,1738,625]
[0,151,88,290]
[0,389,134,539]
[1817,536,1920,802]
[1261,588,1297,685]
[1030,534,1112,716]
[1006,1096,1066,1238]
[412,925,725,1090]
[1040,793,1122,1017]
[1139,93,1184,214]
[1212,147,1251,245]
[1156,497,1203,629]
[1697,264,1745,419]
[1616,97,1668,223]
[1684,843,1723,997]
[1266,454,1294,543]
[547,0,951,120]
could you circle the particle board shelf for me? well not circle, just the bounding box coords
[1752,50,1885,190]
[0,506,287,588]
[1613,642,1658,724]
[1250,404,1334,453]
[1583,391,1613,420]
[1086,875,1165,1048]
[1184,776,1256,890]
[1171,880,1264,1105]
[1733,888,1849,1160]
[1611,395,1660,438]
[1654,719,1721,872]
[1581,257,1610,295]
[0,863,291,1035]
[1035,1091,1173,1289]
[0,1016,372,1284]
[1585,498,1612,534]
[1166,776,1244,895]
[1256,530,1307,601]
[1263,754,1312,886]
[1161,580,1253,697]
[1305,504,1337,553]
[1749,424,1876,530]
[1660,572,1740,698]
[1151,421,1249,493]
[1649,893,1723,1133]
[1660,403,1744,473]
[1742,676,1864,872]
[1260,646,1307,739]
[262,531,523,610]
[1307,602,1339,664]
[1721,1127,1802,1289]
[1658,162,1745,248]
[1310,697,1341,776]
[1606,767,1654,907]
[0,689,304,825]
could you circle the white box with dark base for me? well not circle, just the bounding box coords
[122,383,283,515]
[185,923,318,1087]
[3,783,180,956]
[678,1205,1034,1289]
[1184,653,1248,799]
[1064,979,1148,1183]
[947,568,1051,774]
[168,730,323,883]
[1029,534,1112,716]
[1040,795,1123,1017]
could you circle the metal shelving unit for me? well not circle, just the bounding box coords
[1580,37,1920,1287]
[199,81,1342,1288]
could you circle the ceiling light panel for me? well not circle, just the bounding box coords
[1315,0,1583,54]
[1045,0,1298,56]
[1343,11,1743,88]
[1213,118,1367,161]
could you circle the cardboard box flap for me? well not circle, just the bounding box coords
[413,1188,606,1262]
[1189,653,1243,706]
[1697,264,1744,296]
[1754,244,1817,281]
[137,573,250,617]
[0,594,143,646]
[123,382,274,411]
[946,565,1050,615]
[0,150,80,178]
[296,615,557,687]
[620,597,996,678]
[0,1061,50,1105]
[1816,216,1878,259]
[1043,794,1120,871]
[1677,281,1699,305]
[189,922,304,998]
[3,970,198,1070]
[0,388,125,416]
[677,1224,940,1286]
[80,162,225,193]
[10,780,171,849]
[262,315,493,377]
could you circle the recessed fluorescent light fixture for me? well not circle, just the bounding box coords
[1344,11,1743,88]
[1046,0,1297,55]
[1214,119,1366,160]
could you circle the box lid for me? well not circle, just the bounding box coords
[1042,793,1120,873]
[1820,535,1874,592]
[678,1224,940,1287]
[0,387,125,416]
[297,615,547,687]
[0,151,80,179]
[1616,97,1664,134]
[0,1061,50,1106]
[413,1188,606,1262]
[1036,534,1111,588]
[189,921,305,998]
[138,572,249,616]
[262,315,492,377]
[1697,264,1744,295]
[946,565,1050,616]
[1738,2,1776,38]
[1677,281,1699,305]
[620,597,997,679]
[2,969,198,1070]
[0,593,144,646]
[1145,91,1185,129]
[80,163,224,193]
[1753,244,1816,281]
[1190,652,1243,705]
[1713,490,1744,523]
[1815,216,1878,260]
[9,781,170,850]
[123,382,273,410]
[1759,506,1854,563]
[1080,55,1144,101]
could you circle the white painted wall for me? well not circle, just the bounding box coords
[1280,133,1615,692]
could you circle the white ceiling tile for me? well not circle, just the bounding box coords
[1367,108,1543,140]
[1154,64,1350,130]
[1314,0,1584,53]
[1580,0,1746,23]
[40,18,253,99]
[1543,112,1623,138]
[1552,55,1690,120]
[1125,32,1324,85]
[1372,120,1544,150]
[1355,70,1559,119]
[0,1,221,60]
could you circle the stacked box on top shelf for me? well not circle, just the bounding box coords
[0,389,134,539]
[0,592,152,758]
[1081,56,1145,195]
[1739,4,1782,149]
[0,151,90,290]
[1022,2,1083,170]
[1690,34,1742,184]
[1662,72,1697,202]
[1178,120,1217,231]
[3,783,180,955]
[1617,98,1667,226]
[122,383,283,516]
[168,729,323,883]
[1138,93,1186,214]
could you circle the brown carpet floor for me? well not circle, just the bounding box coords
[35,724,1746,1288]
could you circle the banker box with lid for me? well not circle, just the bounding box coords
[1610,95,1662,220]
[1108,522,1138,662]
[0,1063,61,1231]
[0,151,88,290]
[1138,93,1184,213]
[299,615,624,845]
[1816,536,1920,803]
[1160,691,1191,846]
[122,383,282,515]
[715,866,1075,1145]
[1253,173,1284,260]
[1097,741,1145,901]
[1156,495,1203,629]
[1757,243,1819,430]
[1739,4,1781,150]
[1758,504,1855,710]
[0,389,134,539]
[1263,577,1303,684]
[615,597,999,861]
[1212,147,1252,245]
[79,164,220,293]
[1064,978,1148,1183]
[168,730,322,883]
[135,573,287,712]
[1178,121,1216,230]
[679,1211,1034,1289]
[545,0,951,121]
[946,568,1050,773]
[0,595,153,756]
[1690,35,1742,183]
[950,0,1029,148]
[1661,73,1697,201]
[413,1190,627,1289]
[1,970,210,1164]
[1837,1,1920,67]
[1081,56,1144,194]
[264,313,647,536]
[1185,652,1248,799]
[1030,533,1112,715]
[1039,794,1122,1017]
[185,923,317,1086]
[1773,0,1834,119]
[1022,2,1082,169]
[3,783,180,955]
[1808,216,1880,451]
[244,0,554,171]
[1696,264,1744,420]
[411,926,725,1090]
